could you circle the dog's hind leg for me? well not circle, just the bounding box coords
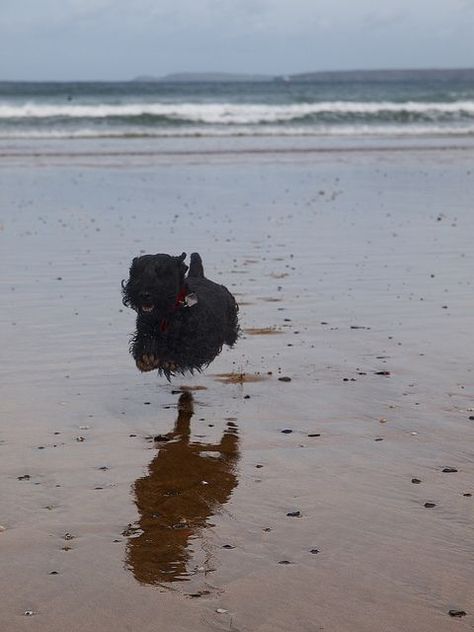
[188,252,204,278]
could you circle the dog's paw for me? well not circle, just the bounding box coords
[136,354,161,372]
[160,360,177,372]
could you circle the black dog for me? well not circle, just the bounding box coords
[122,252,239,379]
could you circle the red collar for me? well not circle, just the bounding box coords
[160,286,187,332]
[174,286,187,308]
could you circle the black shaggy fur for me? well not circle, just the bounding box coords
[122,252,239,380]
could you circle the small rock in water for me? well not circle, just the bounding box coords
[411,478,422,484]
[18,474,31,481]
[286,510,301,517]
[375,371,391,376]
[222,544,235,549]
[424,502,436,509]
[281,428,293,434]
[278,560,291,564]
[442,467,458,473]
[24,610,35,616]
[310,548,319,554]
[216,608,228,614]
[307,433,321,437]
[278,376,292,382]
[448,610,466,618]
[63,532,74,541]
[153,434,171,442]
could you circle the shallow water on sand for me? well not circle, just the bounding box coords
[0,145,473,631]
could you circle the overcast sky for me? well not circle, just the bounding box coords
[1,0,473,80]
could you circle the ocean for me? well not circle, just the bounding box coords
[1,72,474,142]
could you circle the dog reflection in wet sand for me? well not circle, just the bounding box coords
[125,392,239,585]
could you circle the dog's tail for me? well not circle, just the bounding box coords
[188,252,204,278]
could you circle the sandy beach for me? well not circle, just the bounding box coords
[1,138,473,631]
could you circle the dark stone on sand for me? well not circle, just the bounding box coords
[375,371,391,376]
[287,511,301,517]
[244,395,251,399]
[374,437,383,441]
[310,549,319,554]
[411,478,422,484]
[281,428,293,434]
[153,434,171,442]
[424,502,436,508]
[278,376,292,382]
[278,560,291,564]
[442,467,458,473]
[144,402,151,405]
[448,610,466,618]
[463,493,472,497]
[307,433,321,437]
[256,464,263,468]
[49,571,58,575]
[129,434,137,437]
[222,544,235,549]
[18,474,31,481]
[469,416,474,421]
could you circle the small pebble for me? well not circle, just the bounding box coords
[463,493,472,497]
[76,437,85,442]
[23,610,35,617]
[424,502,436,508]
[154,434,171,442]
[411,478,422,484]
[375,371,391,376]
[222,544,235,549]
[278,376,292,382]
[307,433,320,437]
[442,467,458,473]
[278,560,291,565]
[281,428,293,434]
[448,610,466,618]
[310,548,319,554]
[286,511,301,517]
[216,608,228,614]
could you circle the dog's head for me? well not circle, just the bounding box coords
[122,252,188,315]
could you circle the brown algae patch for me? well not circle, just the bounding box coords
[244,327,283,335]
[214,372,270,384]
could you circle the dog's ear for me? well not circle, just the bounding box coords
[176,252,188,278]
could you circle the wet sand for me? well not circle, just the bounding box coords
[0,142,473,631]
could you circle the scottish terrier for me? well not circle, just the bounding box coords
[122,252,239,379]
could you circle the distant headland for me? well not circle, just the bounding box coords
[133,68,474,83]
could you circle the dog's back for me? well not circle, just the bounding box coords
[186,253,239,348]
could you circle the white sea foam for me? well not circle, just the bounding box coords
[2,124,474,140]
[1,101,474,123]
